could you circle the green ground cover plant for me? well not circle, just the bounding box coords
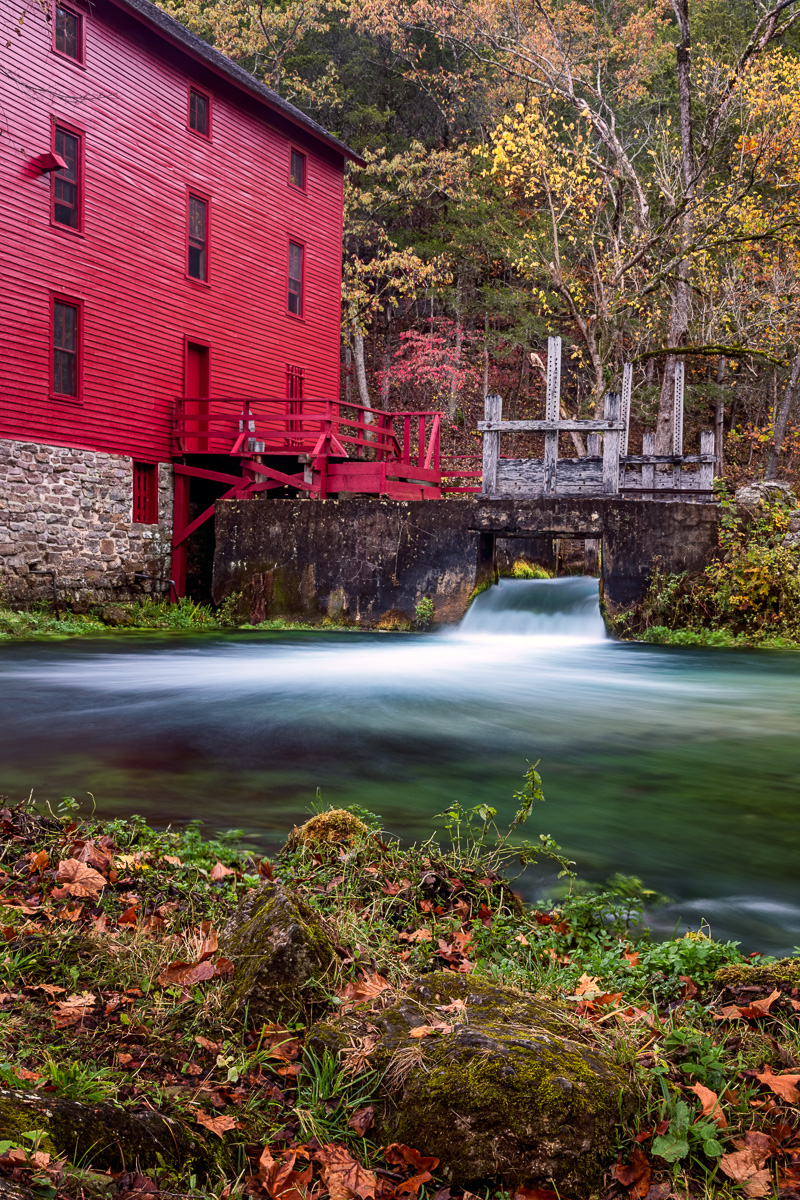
[613,490,800,649]
[0,775,797,1200]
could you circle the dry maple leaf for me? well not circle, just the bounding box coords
[315,1143,377,1200]
[210,861,235,882]
[754,1064,800,1104]
[690,1081,727,1127]
[52,991,95,1028]
[719,1131,772,1190]
[196,1111,237,1137]
[338,973,392,1003]
[719,988,783,1021]
[612,1146,651,1198]
[349,1104,375,1136]
[408,1021,452,1039]
[55,858,106,898]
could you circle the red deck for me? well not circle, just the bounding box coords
[171,396,480,592]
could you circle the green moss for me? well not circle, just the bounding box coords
[714,957,800,990]
[285,809,371,853]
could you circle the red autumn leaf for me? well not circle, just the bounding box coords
[384,1145,439,1173]
[314,1142,377,1200]
[719,988,782,1020]
[679,975,698,998]
[210,861,236,882]
[54,858,106,898]
[612,1146,651,1197]
[754,1064,800,1103]
[349,1105,375,1136]
[196,1111,238,1137]
[119,906,138,925]
[690,1082,727,1127]
[622,947,640,966]
[337,972,392,1003]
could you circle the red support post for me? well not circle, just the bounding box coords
[170,468,190,598]
[418,414,426,467]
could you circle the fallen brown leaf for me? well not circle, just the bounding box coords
[408,1021,452,1039]
[196,1111,238,1137]
[612,1146,651,1198]
[314,1142,376,1200]
[690,1081,727,1127]
[54,858,106,898]
[754,1064,800,1104]
[52,991,95,1028]
[349,1105,375,1136]
[210,861,236,882]
[338,972,392,1003]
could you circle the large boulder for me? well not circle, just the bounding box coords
[220,882,336,1016]
[734,480,794,508]
[0,1088,214,1174]
[308,971,631,1193]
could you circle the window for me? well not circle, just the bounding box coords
[187,194,208,280]
[132,462,158,524]
[189,87,210,137]
[54,3,82,62]
[52,299,80,398]
[53,126,81,229]
[288,241,303,316]
[290,148,306,190]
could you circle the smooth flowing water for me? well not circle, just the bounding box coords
[1,577,799,952]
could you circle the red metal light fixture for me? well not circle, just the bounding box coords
[35,151,68,173]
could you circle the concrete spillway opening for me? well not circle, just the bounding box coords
[456,577,607,643]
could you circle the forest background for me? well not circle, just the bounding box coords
[161,0,800,483]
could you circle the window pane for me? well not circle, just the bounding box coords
[188,196,207,280]
[288,243,303,315]
[55,5,80,59]
[190,90,209,135]
[290,149,306,189]
[53,129,80,227]
[53,302,78,397]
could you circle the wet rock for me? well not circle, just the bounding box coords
[0,1088,214,1174]
[307,971,632,1193]
[99,605,135,627]
[284,809,371,854]
[734,480,795,508]
[220,881,336,1016]
[714,957,800,992]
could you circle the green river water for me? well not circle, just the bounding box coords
[0,577,798,952]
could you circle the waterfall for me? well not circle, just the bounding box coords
[457,577,607,640]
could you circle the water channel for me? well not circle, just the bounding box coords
[1,577,799,953]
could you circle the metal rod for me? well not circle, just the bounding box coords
[134,572,179,603]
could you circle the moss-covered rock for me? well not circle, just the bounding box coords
[714,957,800,991]
[307,971,631,1193]
[284,809,371,853]
[0,1088,215,1174]
[220,881,336,1017]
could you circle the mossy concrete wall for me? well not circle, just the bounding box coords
[212,497,720,624]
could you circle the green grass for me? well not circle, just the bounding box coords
[0,779,791,1199]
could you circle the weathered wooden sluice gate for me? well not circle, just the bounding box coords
[480,338,716,501]
[210,336,722,624]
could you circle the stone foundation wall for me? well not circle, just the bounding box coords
[0,439,173,604]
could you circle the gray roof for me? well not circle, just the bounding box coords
[108,0,365,165]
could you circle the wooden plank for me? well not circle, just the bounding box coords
[602,393,620,494]
[642,432,655,498]
[699,431,715,492]
[621,454,715,465]
[587,432,602,456]
[621,363,633,455]
[481,393,502,494]
[673,360,684,490]
[478,419,625,432]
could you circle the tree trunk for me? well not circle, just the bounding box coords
[714,355,725,475]
[351,325,374,448]
[657,0,694,453]
[765,348,800,478]
[449,283,463,421]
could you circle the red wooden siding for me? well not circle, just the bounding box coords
[0,0,346,465]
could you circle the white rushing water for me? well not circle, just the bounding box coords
[1,577,799,952]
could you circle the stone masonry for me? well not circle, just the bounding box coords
[0,440,173,604]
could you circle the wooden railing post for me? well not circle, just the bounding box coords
[621,363,633,456]
[481,393,502,495]
[602,392,621,494]
[544,335,561,494]
[699,430,715,495]
[673,360,684,491]
[418,414,426,468]
[642,431,655,498]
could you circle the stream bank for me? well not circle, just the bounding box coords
[1,793,798,1200]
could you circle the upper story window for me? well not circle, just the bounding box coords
[188,87,210,138]
[188,194,208,280]
[53,298,80,398]
[53,126,81,229]
[288,241,303,316]
[290,148,306,190]
[54,2,83,62]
